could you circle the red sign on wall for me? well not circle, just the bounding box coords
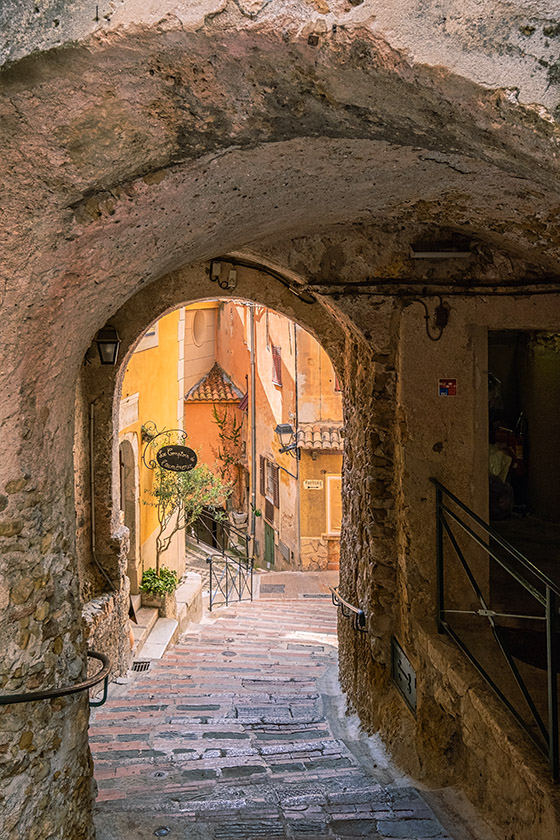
[438,378,457,396]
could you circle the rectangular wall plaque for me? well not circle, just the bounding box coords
[303,479,324,490]
[391,637,417,714]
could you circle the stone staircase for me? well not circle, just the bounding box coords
[93,598,456,840]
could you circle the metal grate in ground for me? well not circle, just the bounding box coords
[131,660,151,673]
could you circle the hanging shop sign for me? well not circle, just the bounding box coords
[438,378,457,397]
[142,425,197,472]
[303,479,323,490]
[156,445,197,472]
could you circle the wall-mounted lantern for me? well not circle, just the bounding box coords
[275,423,299,457]
[95,326,120,365]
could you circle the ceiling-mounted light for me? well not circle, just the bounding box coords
[95,325,120,365]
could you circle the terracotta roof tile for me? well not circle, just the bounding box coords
[296,422,344,451]
[185,362,243,403]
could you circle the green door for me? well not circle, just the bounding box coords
[264,522,275,566]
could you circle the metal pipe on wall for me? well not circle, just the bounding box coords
[249,304,257,551]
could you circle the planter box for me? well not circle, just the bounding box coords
[140,591,177,619]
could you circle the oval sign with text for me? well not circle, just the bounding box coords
[156,445,197,472]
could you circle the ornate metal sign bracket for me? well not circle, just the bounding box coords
[141,425,198,473]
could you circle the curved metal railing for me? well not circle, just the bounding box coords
[330,586,367,632]
[0,650,111,708]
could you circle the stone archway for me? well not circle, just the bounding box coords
[80,259,376,658]
[3,8,560,840]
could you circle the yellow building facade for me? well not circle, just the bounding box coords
[118,308,186,593]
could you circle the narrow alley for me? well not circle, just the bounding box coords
[91,584,456,840]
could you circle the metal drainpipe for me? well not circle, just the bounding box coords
[294,323,301,566]
[90,401,116,591]
[249,304,257,550]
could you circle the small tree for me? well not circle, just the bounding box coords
[145,451,232,573]
[212,405,243,507]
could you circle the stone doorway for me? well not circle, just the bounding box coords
[119,437,140,595]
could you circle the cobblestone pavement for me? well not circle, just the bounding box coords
[92,598,454,839]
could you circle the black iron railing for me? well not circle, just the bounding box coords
[191,511,250,560]
[0,650,111,708]
[207,554,253,611]
[432,478,560,780]
[330,586,366,631]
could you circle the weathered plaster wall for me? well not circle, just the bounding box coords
[184,303,219,396]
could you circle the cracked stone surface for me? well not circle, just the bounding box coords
[91,596,459,838]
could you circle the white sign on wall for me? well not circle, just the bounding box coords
[303,479,324,490]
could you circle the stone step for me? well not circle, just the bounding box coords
[139,617,179,660]
[131,607,159,658]
[176,572,203,633]
[130,593,142,615]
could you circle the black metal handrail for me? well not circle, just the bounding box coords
[330,586,366,632]
[432,478,559,780]
[191,511,250,560]
[207,553,253,611]
[0,650,111,708]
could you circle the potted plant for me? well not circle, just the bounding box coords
[139,566,179,618]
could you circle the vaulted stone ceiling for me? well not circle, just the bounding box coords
[1,1,560,361]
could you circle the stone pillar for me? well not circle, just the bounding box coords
[79,358,132,679]
[0,366,95,838]
[336,298,400,727]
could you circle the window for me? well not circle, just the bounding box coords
[326,475,342,535]
[271,345,282,386]
[260,456,279,508]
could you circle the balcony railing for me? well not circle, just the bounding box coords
[432,478,559,780]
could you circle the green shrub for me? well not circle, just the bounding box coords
[139,566,178,596]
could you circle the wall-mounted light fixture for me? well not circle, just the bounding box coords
[95,325,120,365]
[410,241,472,259]
[209,260,238,290]
[275,423,299,458]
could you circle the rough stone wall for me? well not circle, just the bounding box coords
[81,524,132,680]
[416,626,560,840]
[0,385,95,840]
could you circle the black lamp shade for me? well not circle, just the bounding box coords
[96,326,120,365]
[275,423,294,449]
